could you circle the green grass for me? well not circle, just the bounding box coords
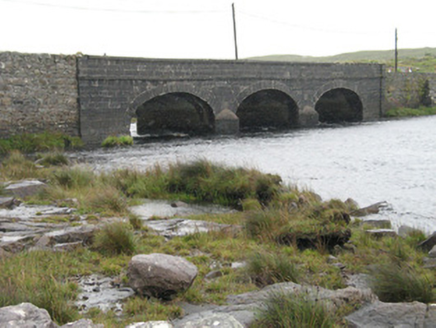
[251,292,336,328]
[1,154,436,326]
[0,132,83,154]
[385,106,436,117]
[369,262,435,303]
[101,135,133,148]
[92,222,137,256]
[245,251,300,286]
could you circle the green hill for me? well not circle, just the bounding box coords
[246,47,436,72]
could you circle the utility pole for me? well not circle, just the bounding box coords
[395,28,398,72]
[232,3,238,60]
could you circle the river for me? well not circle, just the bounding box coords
[72,116,436,233]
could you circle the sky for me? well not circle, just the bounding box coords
[0,0,435,59]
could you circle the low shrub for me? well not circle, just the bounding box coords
[245,251,300,286]
[251,292,335,328]
[93,222,137,255]
[370,262,435,303]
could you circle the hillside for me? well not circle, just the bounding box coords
[246,47,436,72]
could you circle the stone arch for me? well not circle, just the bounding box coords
[236,82,299,131]
[314,82,363,123]
[128,83,215,136]
[127,82,216,117]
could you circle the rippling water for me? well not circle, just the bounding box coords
[72,116,436,232]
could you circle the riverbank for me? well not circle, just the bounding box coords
[1,153,435,327]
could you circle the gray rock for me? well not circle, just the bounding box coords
[44,225,96,245]
[125,322,173,328]
[365,229,397,238]
[61,319,103,327]
[53,241,83,252]
[0,302,57,328]
[4,180,47,199]
[429,245,436,258]
[345,301,427,328]
[144,218,234,238]
[398,225,422,238]
[0,197,15,209]
[418,232,436,252]
[205,270,223,280]
[176,313,244,328]
[423,257,436,269]
[170,201,188,208]
[359,219,392,229]
[128,253,198,299]
[351,201,388,217]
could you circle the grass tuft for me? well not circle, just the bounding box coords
[251,292,335,328]
[370,262,435,303]
[101,135,133,148]
[245,251,300,286]
[93,222,137,255]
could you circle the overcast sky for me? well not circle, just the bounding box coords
[1,0,435,59]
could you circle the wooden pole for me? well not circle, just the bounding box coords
[395,28,398,72]
[232,3,239,60]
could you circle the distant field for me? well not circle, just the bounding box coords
[246,47,436,73]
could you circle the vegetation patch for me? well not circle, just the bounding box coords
[385,106,436,118]
[92,222,137,256]
[101,135,133,148]
[369,262,435,303]
[251,292,336,328]
[0,132,83,154]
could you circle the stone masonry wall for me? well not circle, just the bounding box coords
[0,52,79,138]
[385,72,436,109]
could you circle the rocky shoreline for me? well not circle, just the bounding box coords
[1,179,436,327]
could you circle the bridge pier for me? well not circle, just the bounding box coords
[215,109,240,135]
[299,106,319,127]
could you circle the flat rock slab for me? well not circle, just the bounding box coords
[145,218,234,238]
[4,180,46,199]
[0,197,14,209]
[76,274,134,314]
[130,200,233,220]
[345,301,428,328]
[126,322,174,328]
[365,229,397,238]
[0,204,75,220]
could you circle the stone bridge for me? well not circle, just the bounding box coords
[78,56,384,144]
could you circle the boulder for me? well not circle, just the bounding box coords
[176,313,244,328]
[398,224,422,238]
[0,197,15,209]
[365,229,397,239]
[125,322,174,328]
[4,180,47,199]
[359,219,392,229]
[0,302,57,328]
[429,245,436,258]
[345,301,428,328]
[60,319,103,327]
[128,253,198,299]
[350,201,388,217]
[418,232,436,252]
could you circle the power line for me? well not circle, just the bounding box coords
[0,0,226,14]
[238,10,388,35]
